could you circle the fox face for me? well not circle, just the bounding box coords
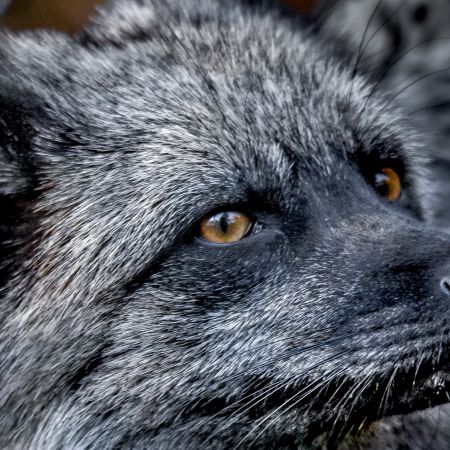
[0,1,449,448]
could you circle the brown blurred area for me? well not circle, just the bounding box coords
[282,0,318,13]
[0,0,106,34]
[0,0,318,34]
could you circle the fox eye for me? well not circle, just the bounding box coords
[374,167,402,202]
[199,211,252,244]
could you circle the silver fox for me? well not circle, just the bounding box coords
[0,0,449,448]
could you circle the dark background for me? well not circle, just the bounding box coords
[0,0,316,33]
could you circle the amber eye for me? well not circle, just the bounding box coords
[199,211,252,244]
[374,167,402,202]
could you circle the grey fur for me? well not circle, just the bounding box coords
[0,0,449,449]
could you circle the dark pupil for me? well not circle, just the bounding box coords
[413,4,428,23]
[219,213,230,233]
[375,173,389,196]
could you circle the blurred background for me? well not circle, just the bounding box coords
[0,0,106,33]
[0,0,8,14]
[0,0,316,33]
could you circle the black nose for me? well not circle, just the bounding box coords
[440,277,450,297]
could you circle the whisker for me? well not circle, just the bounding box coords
[351,0,385,80]
[199,352,350,447]
[360,65,450,138]
[343,0,385,116]
[384,67,450,108]
[407,100,450,117]
[378,366,398,416]
[365,37,450,106]
[241,363,350,449]
[174,327,354,420]
[196,378,291,446]
[216,330,360,384]
[331,373,373,441]
[358,0,407,75]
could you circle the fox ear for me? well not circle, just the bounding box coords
[0,88,39,281]
[78,0,157,46]
[0,89,37,199]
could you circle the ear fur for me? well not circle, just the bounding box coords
[78,0,291,47]
[77,0,159,47]
[0,86,39,283]
[0,87,37,198]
